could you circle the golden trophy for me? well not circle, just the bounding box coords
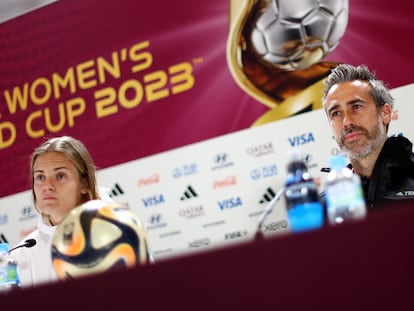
[227,0,349,126]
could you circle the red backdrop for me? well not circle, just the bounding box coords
[0,0,413,198]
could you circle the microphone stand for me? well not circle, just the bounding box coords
[254,187,285,241]
[8,239,36,253]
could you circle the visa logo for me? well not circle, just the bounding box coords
[142,194,165,207]
[218,197,243,210]
[288,132,315,147]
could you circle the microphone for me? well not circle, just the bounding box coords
[254,187,285,241]
[8,239,37,253]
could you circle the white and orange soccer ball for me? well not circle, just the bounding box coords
[51,200,150,280]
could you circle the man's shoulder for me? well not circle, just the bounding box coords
[384,134,414,155]
[386,133,413,144]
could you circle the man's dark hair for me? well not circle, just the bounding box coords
[322,64,394,109]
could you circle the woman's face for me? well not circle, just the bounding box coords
[33,151,87,225]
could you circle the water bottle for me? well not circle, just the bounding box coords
[324,154,367,225]
[284,149,324,232]
[0,243,21,292]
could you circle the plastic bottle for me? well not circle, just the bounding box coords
[0,243,21,292]
[284,149,324,232]
[324,154,367,225]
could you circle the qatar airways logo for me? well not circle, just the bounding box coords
[213,175,237,189]
[246,142,274,157]
[178,205,205,219]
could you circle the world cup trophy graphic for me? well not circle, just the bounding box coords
[227,0,349,125]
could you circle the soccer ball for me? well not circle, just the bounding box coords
[249,0,349,71]
[51,200,150,280]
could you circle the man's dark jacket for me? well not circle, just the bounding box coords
[321,135,414,209]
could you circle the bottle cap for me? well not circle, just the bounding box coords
[286,148,309,180]
[329,155,347,171]
[0,243,8,254]
[287,148,301,163]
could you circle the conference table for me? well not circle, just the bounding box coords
[2,201,414,310]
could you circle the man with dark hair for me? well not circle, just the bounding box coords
[322,63,414,209]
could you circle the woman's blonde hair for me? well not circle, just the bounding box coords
[30,136,100,214]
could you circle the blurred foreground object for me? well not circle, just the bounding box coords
[284,148,324,232]
[0,243,21,292]
[324,155,367,225]
[52,200,150,280]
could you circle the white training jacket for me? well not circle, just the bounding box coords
[10,216,58,287]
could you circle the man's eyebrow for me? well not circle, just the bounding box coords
[347,98,364,105]
[327,103,340,115]
[327,99,364,115]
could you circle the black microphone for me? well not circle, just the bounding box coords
[254,187,285,241]
[8,239,37,253]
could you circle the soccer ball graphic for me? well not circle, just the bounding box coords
[51,200,150,280]
[249,0,349,71]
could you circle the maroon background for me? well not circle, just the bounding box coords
[1,0,413,198]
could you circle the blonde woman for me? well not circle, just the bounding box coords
[10,136,112,287]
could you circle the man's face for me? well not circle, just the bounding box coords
[324,80,391,159]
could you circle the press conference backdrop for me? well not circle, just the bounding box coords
[1,0,414,261]
[0,83,413,261]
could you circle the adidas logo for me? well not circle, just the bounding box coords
[259,187,276,204]
[180,185,198,201]
[0,233,8,244]
[109,183,124,197]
